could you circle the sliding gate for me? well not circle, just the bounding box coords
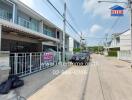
[10,52,61,77]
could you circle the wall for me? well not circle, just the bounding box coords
[74,40,80,48]
[120,30,131,51]
[65,36,69,51]
[69,37,74,53]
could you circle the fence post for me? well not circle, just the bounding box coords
[40,53,42,70]
[30,53,32,73]
[52,52,56,65]
[14,53,18,75]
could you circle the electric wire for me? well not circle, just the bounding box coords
[46,0,81,37]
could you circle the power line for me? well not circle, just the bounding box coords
[46,0,81,37]
[106,7,129,34]
[47,0,63,18]
[84,37,131,40]
[66,6,81,33]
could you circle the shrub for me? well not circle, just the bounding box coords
[108,51,117,57]
[73,48,81,52]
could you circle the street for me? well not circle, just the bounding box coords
[28,54,132,100]
[0,0,132,100]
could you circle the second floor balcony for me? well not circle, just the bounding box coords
[18,17,39,32]
[43,29,55,38]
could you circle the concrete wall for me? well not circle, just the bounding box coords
[110,37,120,48]
[0,51,10,84]
[69,37,74,53]
[120,30,131,51]
[65,36,69,51]
[74,40,80,48]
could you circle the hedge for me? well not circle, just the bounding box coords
[108,51,117,57]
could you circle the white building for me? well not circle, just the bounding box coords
[105,30,131,61]
[118,30,131,61]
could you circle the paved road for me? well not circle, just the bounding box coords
[18,64,69,98]
[28,54,132,100]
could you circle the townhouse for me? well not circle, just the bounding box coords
[0,0,80,77]
[0,0,80,53]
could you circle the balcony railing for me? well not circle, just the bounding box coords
[18,17,38,32]
[43,29,55,37]
[0,8,12,21]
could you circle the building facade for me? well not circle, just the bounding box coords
[0,0,81,78]
[104,30,131,61]
[0,0,78,53]
[118,30,131,61]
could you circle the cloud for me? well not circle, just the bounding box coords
[82,0,126,19]
[90,24,102,33]
[82,24,103,38]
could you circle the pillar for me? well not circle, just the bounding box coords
[39,20,43,33]
[12,3,16,23]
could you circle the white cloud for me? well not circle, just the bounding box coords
[90,24,102,33]
[82,24,103,38]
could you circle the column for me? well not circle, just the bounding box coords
[0,25,1,51]
[55,29,58,38]
[69,37,74,54]
[42,42,43,52]
[39,20,43,33]
[12,3,16,23]
[57,44,59,53]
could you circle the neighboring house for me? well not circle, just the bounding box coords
[118,30,131,61]
[104,33,120,56]
[104,30,131,61]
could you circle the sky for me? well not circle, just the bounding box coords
[20,0,129,46]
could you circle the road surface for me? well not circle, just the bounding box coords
[28,54,132,100]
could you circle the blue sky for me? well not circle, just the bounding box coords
[20,0,129,46]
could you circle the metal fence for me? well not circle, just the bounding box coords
[117,50,131,61]
[10,52,72,77]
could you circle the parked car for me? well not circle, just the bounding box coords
[70,53,90,65]
[82,51,90,57]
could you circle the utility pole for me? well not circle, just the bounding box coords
[80,33,82,52]
[105,33,108,55]
[128,0,132,68]
[63,2,66,64]
[98,0,132,62]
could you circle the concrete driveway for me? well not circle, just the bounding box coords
[28,54,132,100]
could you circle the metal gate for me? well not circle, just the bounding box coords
[10,52,72,77]
[10,52,61,77]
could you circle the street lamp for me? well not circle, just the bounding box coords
[98,1,127,4]
[98,0,132,68]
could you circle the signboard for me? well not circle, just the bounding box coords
[43,52,54,61]
[110,5,124,16]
